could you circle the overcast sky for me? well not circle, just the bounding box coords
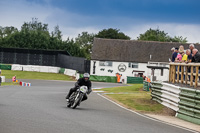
[0,0,200,43]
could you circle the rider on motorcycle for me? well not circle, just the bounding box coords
[66,73,92,102]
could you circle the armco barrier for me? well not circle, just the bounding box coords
[0,64,11,70]
[59,68,65,74]
[176,87,200,124]
[151,81,163,105]
[11,64,61,74]
[64,69,76,77]
[80,74,117,83]
[151,81,200,125]
[143,81,149,91]
[12,64,23,71]
[127,77,143,84]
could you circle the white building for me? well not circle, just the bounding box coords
[90,38,191,82]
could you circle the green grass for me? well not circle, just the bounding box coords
[102,84,142,93]
[1,70,75,81]
[1,82,19,86]
[98,84,164,113]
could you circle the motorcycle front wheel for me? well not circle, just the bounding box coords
[71,93,83,109]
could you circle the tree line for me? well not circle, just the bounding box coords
[0,18,188,59]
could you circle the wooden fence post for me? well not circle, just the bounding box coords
[195,66,199,88]
[169,64,171,82]
[190,66,194,86]
[177,65,180,83]
[173,65,176,83]
[185,66,188,85]
[181,66,184,84]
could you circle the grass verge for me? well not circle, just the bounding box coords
[1,82,19,86]
[0,70,75,86]
[1,70,74,81]
[96,84,165,114]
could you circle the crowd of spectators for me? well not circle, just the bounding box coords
[171,44,200,63]
[171,44,200,81]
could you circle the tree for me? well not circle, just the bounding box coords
[96,28,130,40]
[51,25,62,41]
[0,18,88,58]
[137,28,188,43]
[75,32,95,59]
[137,28,170,42]
[62,38,85,57]
[20,18,51,49]
[50,25,63,50]
[170,36,187,43]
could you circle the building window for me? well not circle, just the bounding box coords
[99,61,112,67]
[128,63,138,68]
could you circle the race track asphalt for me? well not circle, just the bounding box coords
[0,80,197,133]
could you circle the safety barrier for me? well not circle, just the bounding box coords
[11,64,60,73]
[80,74,117,83]
[176,87,200,124]
[151,81,200,125]
[0,76,5,82]
[59,68,65,74]
[19,81,31,87]
[143,81,149,91]
[0,64,12,70]
[127,77,143,84]
[64,69,76,77]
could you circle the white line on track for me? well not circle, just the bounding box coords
[97,93,199,133]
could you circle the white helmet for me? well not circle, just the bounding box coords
[83,73,90,78]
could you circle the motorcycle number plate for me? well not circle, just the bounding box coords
[80,87,87,93]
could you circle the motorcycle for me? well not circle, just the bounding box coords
[67,86,88,109]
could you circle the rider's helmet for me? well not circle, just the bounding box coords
[83,73,90,81]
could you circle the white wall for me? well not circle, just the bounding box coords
[147,66,169,81]
[90,60,148,77]
[147,62,169,81]
[90,60,169,81]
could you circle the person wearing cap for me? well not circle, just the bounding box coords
[171,47,175,53]
[171,47,178,62]
[66,73,92,102]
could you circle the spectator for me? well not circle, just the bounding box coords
[185,49,192,80]
[171,47,178,62]
[142,75,146,80]
[181,50,188,63]
[192,49,200,62]
[175,48,185,79]
[171,47,175,53]
[175,48,184,62]
[191,49,200,81]
[185,49,192,63]
[12,75,16,82]
[189,43,195,62]
[179,45,184,52]
[189,43,195,54]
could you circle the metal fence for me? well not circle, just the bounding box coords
[0,47,90,73]
[57,54,90,73]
